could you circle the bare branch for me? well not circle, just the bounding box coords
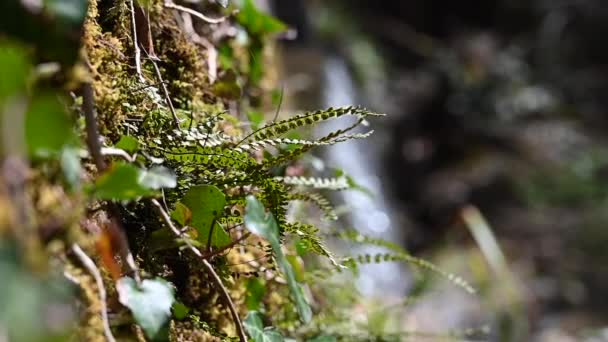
[150,199,247,342]
[72,244,117,342]
[129,0,145,82]
[147,52,180,128]
[164,0,228,24]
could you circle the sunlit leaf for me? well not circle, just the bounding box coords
[93,163,153,200]
[170,202,191,226]
[243,311,284,342]
[117,277,175,340]
[179,185,230,247]
[244,195,312,323]
[139,166,177,190]
[115,135,140,154]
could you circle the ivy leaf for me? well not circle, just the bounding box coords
[93,163,154,200]
[244,196,312,323]
[139,166,177,190]
[243,311,284,342]
[170,202,192,227]
[117,277,175,340]
[93,164,176,200]
[115,135,140,154]
[237,0,287,36]
[179,185,230,247]
[25,94,75,158]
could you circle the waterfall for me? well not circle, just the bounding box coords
[321,56,409,299]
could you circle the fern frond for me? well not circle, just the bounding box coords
[337,230,408,254]
[239,106,383,144]
[283,222,343,268]
[345,253,476,294]
[288,192,338,221]
[275,176,349,190]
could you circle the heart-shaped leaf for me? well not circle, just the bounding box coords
[179,185,230,247]
[94,163,154,200]
[244,196,312,323]
[117,277,175,340]
[139,166,177,190]
[93,163,176,200]
[244,311,284,342]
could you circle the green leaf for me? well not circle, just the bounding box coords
[93,164,176,200]
[115,135,140,154]
[179,185,230,247]
[237,0,287,36]
[94,163,154,200]
[116,277,175,340]
[61,147,82,189]
[172,302,190,320]
[139,166,177,190]
[170,202,191,226]
[245,278,266,311]
[25,94,75,158]
[246,110,265,130]
[243,311,284,342]
[0,43,30,103]
[244,196,312,323]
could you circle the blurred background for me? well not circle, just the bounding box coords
[269,0,608,341]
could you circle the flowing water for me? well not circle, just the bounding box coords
[320,56,410,299]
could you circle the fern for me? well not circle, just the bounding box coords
[238,106,383,143]
[344,253,476,294]
[288,192,338,221]
[275,176,349,190]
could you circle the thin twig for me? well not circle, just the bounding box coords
[151,199,202,257]
[150,199,247,342]
[146,51,180,127]
[164,0,228,24]
[129,0,145,82]
[82,80,141,285]
[72,244,117,342]
[201,259,248,342]
[200,232,251,259]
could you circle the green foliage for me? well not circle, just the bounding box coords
[117,277,175,340]
[237,0,287,37]
[26,94,76,158]
[245,195,312,323]
[244,311,285,342]
[115,135,140,154]
[93,163,176,200]
[179,185,230,247]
